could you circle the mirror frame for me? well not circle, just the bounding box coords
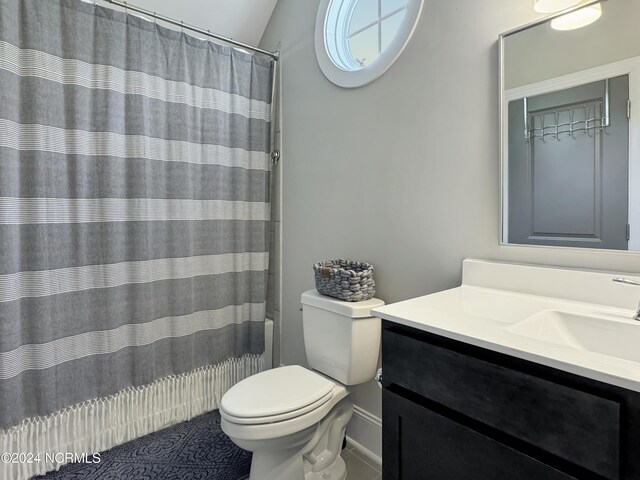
[497,0,640,255]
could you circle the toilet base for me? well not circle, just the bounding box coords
[249,448,347,480]
[302,397,352,480]
[304,455,347,480]
[239,397,353,480]
[246,426,316,480]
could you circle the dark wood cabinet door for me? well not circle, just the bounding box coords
[383,327,621,478]
[383,389,578,480]
[381,322,640,479]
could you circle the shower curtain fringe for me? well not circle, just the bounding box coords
[0,354,264,480]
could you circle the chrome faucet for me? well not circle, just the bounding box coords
[612,277,640,321]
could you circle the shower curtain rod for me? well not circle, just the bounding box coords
[103,0,280,61]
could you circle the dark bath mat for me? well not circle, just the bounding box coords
[36,410,251,480]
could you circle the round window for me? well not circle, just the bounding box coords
[315,0,424,88]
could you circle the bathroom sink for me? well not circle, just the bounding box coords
[508,310,640,363]
[373,260,640,393]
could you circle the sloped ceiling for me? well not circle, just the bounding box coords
[105,0,279,47]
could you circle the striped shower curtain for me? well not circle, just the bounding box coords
[0,0,273,478]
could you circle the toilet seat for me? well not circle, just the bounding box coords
[220,365,335,423]
[221,382,349,443]
[221,390,334,425]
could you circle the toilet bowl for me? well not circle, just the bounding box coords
[221,366,352,480]
[220,290,384,480]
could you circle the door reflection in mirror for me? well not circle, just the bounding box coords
[507,76,629,250]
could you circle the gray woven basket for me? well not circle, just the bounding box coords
[313,259,375,302]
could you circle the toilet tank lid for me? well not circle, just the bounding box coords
[301,289,384,318]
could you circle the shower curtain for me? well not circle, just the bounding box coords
[0,0,273,478]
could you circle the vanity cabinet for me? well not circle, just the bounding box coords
[381,321,640,480]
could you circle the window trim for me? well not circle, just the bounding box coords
[315,0,424,88]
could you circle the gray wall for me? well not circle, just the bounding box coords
[259,0,640,419]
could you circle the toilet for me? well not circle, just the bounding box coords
[220,289,384,480]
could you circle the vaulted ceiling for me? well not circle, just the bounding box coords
[108,0,279,47]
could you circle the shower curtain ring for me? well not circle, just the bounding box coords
[181,21,185,33]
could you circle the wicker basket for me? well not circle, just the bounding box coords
[313,259,375,302]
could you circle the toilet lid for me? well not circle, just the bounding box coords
[221,365,334,419]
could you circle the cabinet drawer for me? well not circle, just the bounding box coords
[383,327,621,479]
[383,389,578,480]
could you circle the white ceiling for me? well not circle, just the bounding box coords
[101,0,279,47]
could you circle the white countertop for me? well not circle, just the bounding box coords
[372,259,640,393]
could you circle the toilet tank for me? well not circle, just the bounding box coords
[300,289,385,385]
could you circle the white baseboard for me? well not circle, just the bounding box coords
[346,405,382,465]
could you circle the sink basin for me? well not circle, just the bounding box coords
[508,310,640,364]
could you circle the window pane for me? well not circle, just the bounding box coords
[348,24,380,67]
[381,10,406,52]
[350,0,379,35]
[382,0,408,16]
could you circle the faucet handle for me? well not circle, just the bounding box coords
[613,278,640,321]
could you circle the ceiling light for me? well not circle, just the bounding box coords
[533,0,581,13]
[551,3,602,31]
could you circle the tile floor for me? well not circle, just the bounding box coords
[343,442,382,480]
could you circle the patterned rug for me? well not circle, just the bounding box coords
[36,410,251,480]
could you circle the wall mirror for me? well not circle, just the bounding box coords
[500,0,640,251]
